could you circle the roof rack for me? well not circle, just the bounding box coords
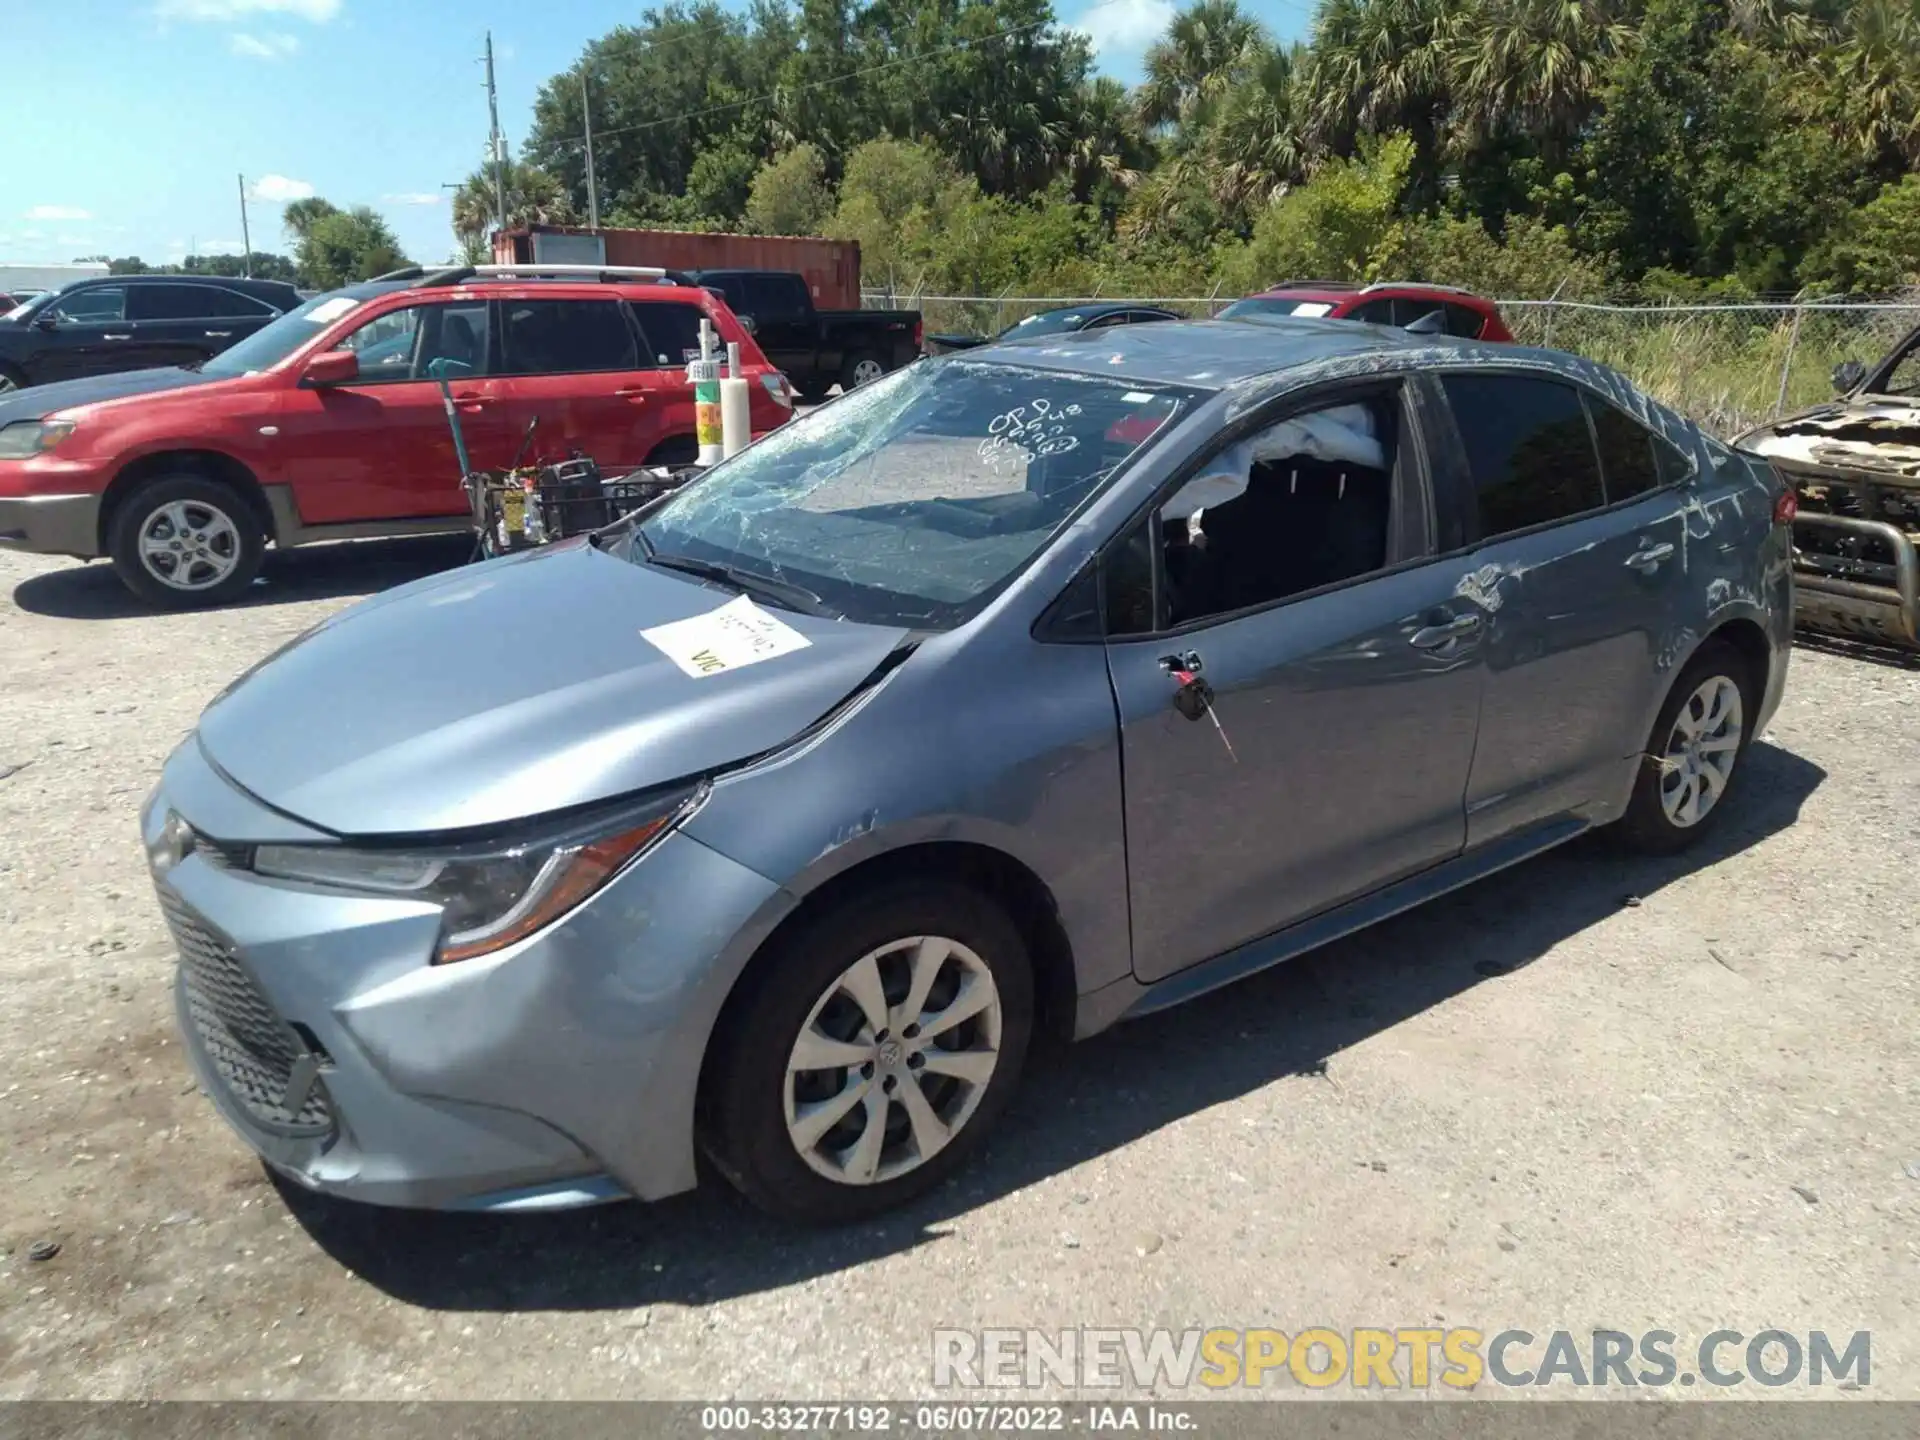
[1360,280,1474,295]
[406,263,686,289]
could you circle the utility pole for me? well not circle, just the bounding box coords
[236,174,254,277]
[484,32,508,238]
[581,71,600,232]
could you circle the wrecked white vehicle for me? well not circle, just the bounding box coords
[1735,324,1920,648]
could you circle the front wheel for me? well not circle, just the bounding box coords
[107,475,266,608]
[1613,642,1755,854]
[703,881,1034,1223]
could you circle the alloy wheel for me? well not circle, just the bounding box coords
[783,935,1003,1186]
[138,500,243,592]
[1658,674,1743,827]
[851,358,885,386]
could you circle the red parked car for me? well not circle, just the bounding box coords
[0,264,795,606]
[1219,281,1515,342]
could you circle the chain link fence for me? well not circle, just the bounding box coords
[868,290,1920,438]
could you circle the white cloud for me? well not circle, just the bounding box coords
[229,31,299,58]
[383,192,442,206]
[1073,0,1174,58]
[26,205,92,222]
[249,174,315,203]
[157,0,341,21]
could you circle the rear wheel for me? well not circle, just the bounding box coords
[1613,642,1755,854]
[703,880,1033,1224]
[840,351,886,390]
[107,475,265,609]
[0,363,25,395]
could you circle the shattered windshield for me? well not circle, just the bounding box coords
[636,359,1193,628]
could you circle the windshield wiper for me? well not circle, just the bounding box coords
[646,550,842,619]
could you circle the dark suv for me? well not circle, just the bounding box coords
[0,275,302,393]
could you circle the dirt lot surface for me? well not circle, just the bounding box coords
[1,540,1916,1402]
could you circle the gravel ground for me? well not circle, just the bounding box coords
[0,540,1916,1402]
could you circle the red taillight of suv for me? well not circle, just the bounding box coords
[913,317,924,353]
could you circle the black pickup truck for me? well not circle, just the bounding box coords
[686,269,921,400]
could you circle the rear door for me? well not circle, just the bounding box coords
[491,296,656,470]
[1435,372,1691,847]
[270,298,506,523]
[126,282,275,370]
[31,285,134,383]
[626,299,710,463]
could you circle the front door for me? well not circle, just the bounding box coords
[1104,383,1487,983]
[1434,372,1692,847]
[271,299,507,524]
[31,285,135,383]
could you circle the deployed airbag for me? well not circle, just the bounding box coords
[1162,404,1384,519]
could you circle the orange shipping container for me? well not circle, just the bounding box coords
[492,226,863,310]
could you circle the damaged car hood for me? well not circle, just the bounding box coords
[1736,396,1920,482]
[196,540,912,837]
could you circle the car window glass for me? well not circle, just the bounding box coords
[1084,312,1131,330]
[1349,298,1395,325]
[199,288,276,318]
[1395,298,1445,329]
[1102,518,1158,636]
[632,301,707,368]
[1587,398,1680,502]
[128,285,217,321]
[499,299,636,375]
[335,301,488,380]
[49,287,126,323]
[1150,394,1399,627]
[1444,303,1485,338]
[1884,341,1920,395]
[640,360,1193,629]
[699,275,747,309]
[1443,375,1605,538]
[747,273,807,315]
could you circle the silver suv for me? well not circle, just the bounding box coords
[143,319,1793,1223]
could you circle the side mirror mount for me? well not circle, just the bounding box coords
[302,349,360,387]
[736,313,757,335]
[1832,359,1865,394]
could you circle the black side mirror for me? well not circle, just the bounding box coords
[34,314,58,331]
[737,313,757,335]
[1832,359,1865,394]
[1403,309,1447,336]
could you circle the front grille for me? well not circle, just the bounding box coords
[161,887,333,1136]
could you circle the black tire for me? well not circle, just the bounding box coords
[0,362,26,395]
[1612,640,1757,855]
[107,474,266,609]
[645,434,700,468]
[839,350,887,392]
[702,879,1034,1224]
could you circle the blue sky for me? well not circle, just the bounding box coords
[3,0,1313,269]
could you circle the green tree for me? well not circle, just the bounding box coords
[1806,173,1920,292]
[281,197,341,242]
[1220,131,1416,292]
[296,207,409,289]
[451,161,580,259]
[744,143,833,235]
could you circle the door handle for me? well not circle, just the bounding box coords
[1625,541,1675,573]
[1410,613,1482,649]
[454,396,491,413]
[104,333,132,341]
[613,388,650,403]
[204,330,232,339]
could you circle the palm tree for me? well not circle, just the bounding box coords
[1448,0,1631,157]
[1139,0,1273,132]
[1066,77,1152,201]
[1206,43,1310,216]
[451,162,581,255]
[1832,0,1920,164]
[1303,0,1461,161]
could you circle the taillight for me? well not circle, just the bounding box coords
[913,317,924,352]
[760,371,795,409]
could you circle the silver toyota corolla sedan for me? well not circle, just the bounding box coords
[143,319,1793,1223]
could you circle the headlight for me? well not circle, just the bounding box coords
[253,785,702,963]
[0,420,75,459]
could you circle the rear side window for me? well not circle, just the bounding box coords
[698,275,747,309]
[1348,299,1395,325]
[1443,374,1605,538]
[130,284,273,321]
[1444,303,1486,338]
[1587,398,1696,501]
[498,299,637,375]
[746,273,808,315]
[632,301,709,368]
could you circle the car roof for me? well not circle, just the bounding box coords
[1254,280,1492,306]
[333,278,720,304]
[60,273,298,299]
[979,316,1428,388]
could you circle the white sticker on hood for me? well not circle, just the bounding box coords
[641,593,812,678]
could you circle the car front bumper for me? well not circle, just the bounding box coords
[146,740,785,1211]
[0,491,101,559]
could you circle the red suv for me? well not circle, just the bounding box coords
[0,264,795,606]
[1219,281,1515,342]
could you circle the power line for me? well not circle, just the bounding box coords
[549,0,1146,151]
